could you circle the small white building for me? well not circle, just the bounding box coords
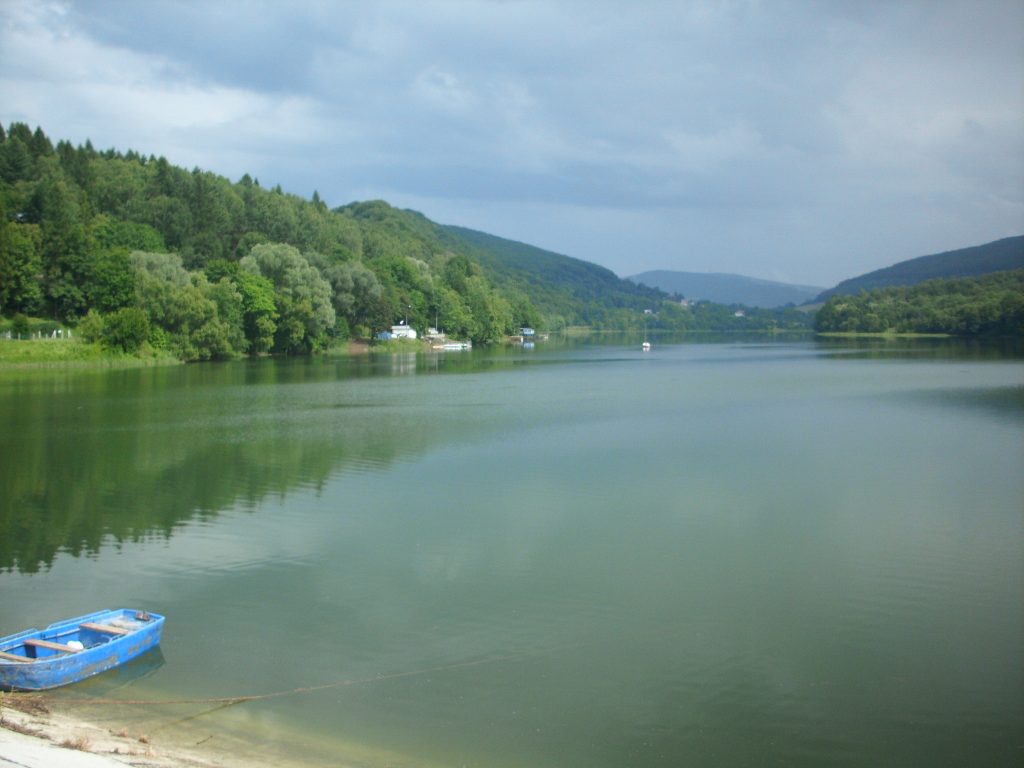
[390,324,417,339]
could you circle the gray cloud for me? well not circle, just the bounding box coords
[1,0,1021,285]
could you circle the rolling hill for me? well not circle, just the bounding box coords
[627,271,824,308]
[817,236,1024,300]
[0,122,814,348]
[441,225,666,323]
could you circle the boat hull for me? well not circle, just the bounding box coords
[0,608,164,691]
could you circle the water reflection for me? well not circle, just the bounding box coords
[2,338,1021,575]
[896,385,1024,424]
[815,335,1024,360]
[1,338,1021,768]
[0,354,521,574]
[64,647,167,699]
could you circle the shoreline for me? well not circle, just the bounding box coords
[0,694,271,768]
[1,691,428,768]
[0,340,373,370]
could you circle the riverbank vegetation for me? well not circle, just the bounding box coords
[0,124,541,359]
[1,123,814,363]
[0,338,180,368]
[814,270,1024,335]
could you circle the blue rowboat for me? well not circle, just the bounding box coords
[0,608,164,691]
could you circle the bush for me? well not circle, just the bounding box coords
[102,307,150,352]
[12,313,30,337]
[78,309,105,343]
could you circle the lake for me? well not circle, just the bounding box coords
[1,336,1022,767]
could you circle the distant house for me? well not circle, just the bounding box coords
[733,310,746,318]
[521,327,535,336]
[390,323,417,339]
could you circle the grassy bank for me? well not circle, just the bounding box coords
[369,338,429,352]
[0,337,388,369]
[0,339,180,369]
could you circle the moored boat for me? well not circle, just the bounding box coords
[0,608,164,691]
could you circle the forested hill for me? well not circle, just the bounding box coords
[441,226,666,328]
[815,270,1024,335]
[0,122,810,360]
[628,270,824,308]
[0,120,554,355]
[817,236,1024,301]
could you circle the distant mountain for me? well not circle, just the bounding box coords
[441,228,812,331]
[626,271,825,308]
[817,236,1024,301]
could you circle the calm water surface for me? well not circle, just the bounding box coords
[1,338,1022,767]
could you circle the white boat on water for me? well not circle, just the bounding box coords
[432,341,472,350]
[642,341,651,352]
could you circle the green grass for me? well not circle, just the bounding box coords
[370,338,427,353]
[0,339,179,368]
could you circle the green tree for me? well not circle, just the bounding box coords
[0,134,33,183]
[464,275,514,343]
[204,259,278,353]
[236,270,278,353]
[85,247,134,312]
[102,306,150,352]
[240,243,334,352]
[0,220,44,315]
[11,313,30,337]
[140,195,192,250]
[91,213,166,253]
[433,284,477,340]
[56,140,95,193]
[130,251,238,360]
[307,254,382,334]
[206,277,247,353]
[246,189,298,244]
[77,308,105,343]
[35,177,92,321]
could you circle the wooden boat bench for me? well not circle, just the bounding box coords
[0,649,32,662]
[80,621,132,636]
[23,638,81,654]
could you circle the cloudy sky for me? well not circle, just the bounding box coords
[1,0,1021,286]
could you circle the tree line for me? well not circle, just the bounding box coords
[814,270,1024,335]
[0,123,544,358]
[1,123,814,360]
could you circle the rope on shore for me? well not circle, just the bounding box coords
[15,652,524,710]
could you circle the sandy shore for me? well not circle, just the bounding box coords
[0,693,428,768]
[0,695,272,768]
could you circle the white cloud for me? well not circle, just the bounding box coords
[0,0,333,175]
[412,67,476,112]
[1,0,1021,285]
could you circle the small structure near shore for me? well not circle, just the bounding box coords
[376,323,418,341]
[389,323,417,339]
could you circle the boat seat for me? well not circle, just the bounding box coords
[23,638,81,654]
[0,650,32,663]
[80,621,132,636]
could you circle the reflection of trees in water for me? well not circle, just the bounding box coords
[816,336,1024,361]
[0,358,482,574]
